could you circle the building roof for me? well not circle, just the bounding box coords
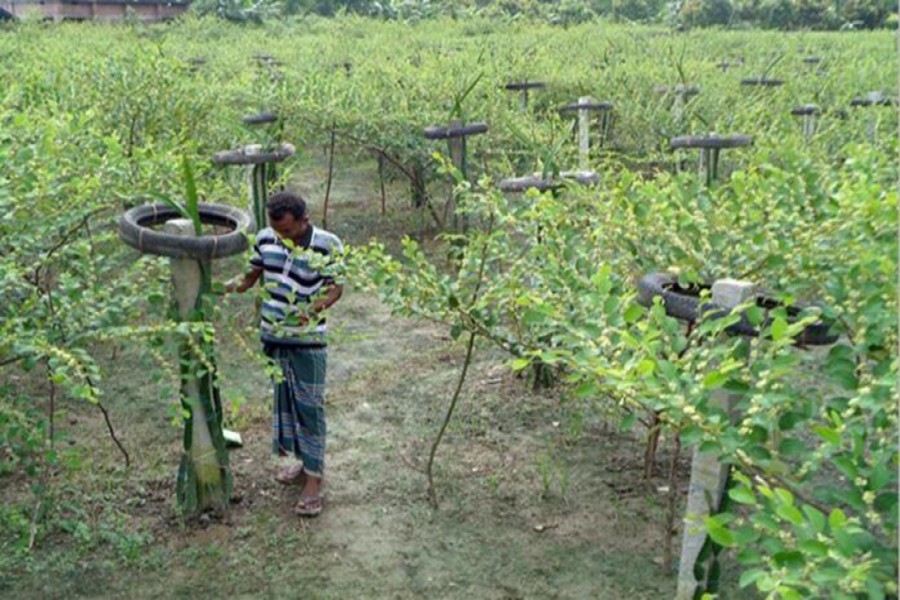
[6,0,190,5]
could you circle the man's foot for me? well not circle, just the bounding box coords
[294,494,324,518]
[275,463,306,486]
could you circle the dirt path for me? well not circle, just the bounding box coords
[149,291,678,599]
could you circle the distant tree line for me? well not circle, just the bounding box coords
[193,0,898,29]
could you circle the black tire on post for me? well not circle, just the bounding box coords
[504,82,546,91]
[636,272,704,322]
[212,143,296,166]
[636,272,838,346]
[669,135,753,150]
[243,112,279,125]
[118,203,251,260]
[791,105,821,117]
[424,122,489,140]
[498,175,560,193]
[740,77,784,87]
[558,101,615,114]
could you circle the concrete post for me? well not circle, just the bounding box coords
[673,93,685,127]
[446,119,470,232]
[802,115,817,141]
[698,147,709,183]
[676,278,757,600]
[577,96,592,170]
[865,92,883,141]
[448,119,466,177]
[164,219,202,320]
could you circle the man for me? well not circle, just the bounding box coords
[226,191,343,517]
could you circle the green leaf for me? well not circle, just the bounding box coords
[777,586,803,600]
[623,304,644,324]
[510,358,530,371]
[798,540,828,557]
[745,304,763,326]
[813,426,841,446]
[773,550,804,569]
[778,439,806,457]
[738,569,765,589]
[776,504,804,526]
[728,485,757,505]
[771,317,788,341]
[703,370,728,389]
[803,506,826,533]
[828,508,847,530]
[778,412,806,431]
[705,518,736,547]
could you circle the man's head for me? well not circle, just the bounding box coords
[267,191,309,241]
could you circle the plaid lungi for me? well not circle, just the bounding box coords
[267,344,327,478]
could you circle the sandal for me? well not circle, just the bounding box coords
[275,464,307,486]
[294,495,324,518]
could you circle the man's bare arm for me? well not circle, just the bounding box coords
[312,283,343,314]
[225,267,263,293]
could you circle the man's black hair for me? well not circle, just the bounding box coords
[267,191,308,221]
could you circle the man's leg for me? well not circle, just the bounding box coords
[270,346,305,484]
[290,347,327,515]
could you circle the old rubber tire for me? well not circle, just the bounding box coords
[119,203,251,260]
[498,175,560,193]
[637,272,703,322]
[636,272,837,345]
[791,104,820,116]
[243,112,278,125]
[559,101,614,113]
[504,81,546,91]
[424,122,489,140]
[212,143,295,166]
[741,77,784,87]
[669,134,753,150]
[850,94,894,107]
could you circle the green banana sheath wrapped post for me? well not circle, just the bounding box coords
[165,219,231,515]
[118,199,250,517]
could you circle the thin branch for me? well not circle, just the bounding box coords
[426,214,495,509]
[47,365,56,449]
[0,354,25,368]
[741,463,830,515]
[426,329,477,509]
[322,123,337,229]
[30,207,107,289]
[86,377,130,468]
[663,432,682,573]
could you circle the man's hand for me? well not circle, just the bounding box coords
[224,268,263,294]
[311,283,343,315]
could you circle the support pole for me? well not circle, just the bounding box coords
[803,115,817,141]
[676,278,757,600]
[673,93,685,128]
[447,118,467,232]
[249,163,269,232]
[698,148,709,185]
[577,96,592,170]
[165,219,230,516]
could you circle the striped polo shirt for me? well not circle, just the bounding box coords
[250,225,343,347]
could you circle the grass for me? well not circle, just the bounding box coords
[0,151,739,599]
